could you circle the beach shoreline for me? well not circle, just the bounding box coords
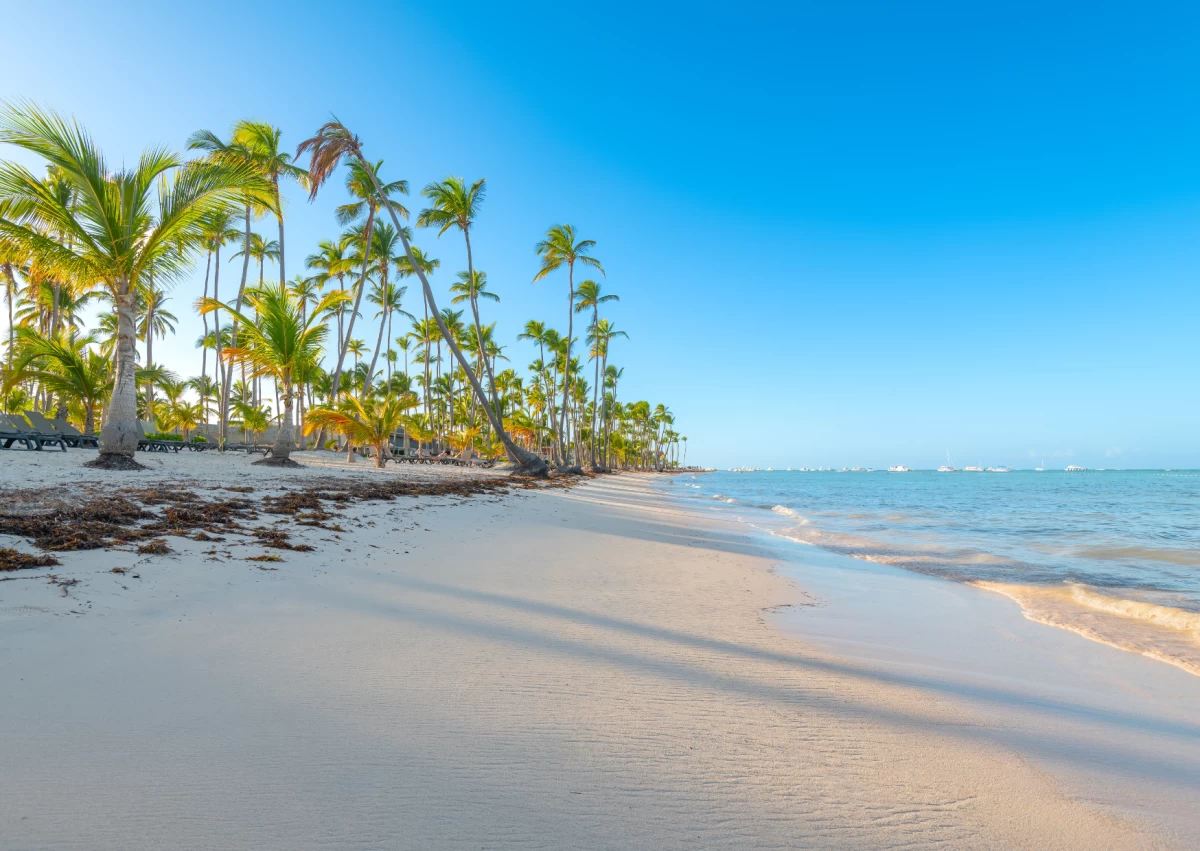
[1,455,1194,848]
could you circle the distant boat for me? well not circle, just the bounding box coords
[938,451,957,472]
[1066,465,1086,472]
[888,465,911,472]
[1035,459,1045,471]
[964,464,984,472]
[766,467,774,472]
[987,466,1011,473]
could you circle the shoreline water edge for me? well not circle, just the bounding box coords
[660,470,1200,678]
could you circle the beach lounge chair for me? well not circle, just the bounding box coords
[24,411,99,449]
[136,421,183,453]
[7,413,67,451]
[0,414,41,450]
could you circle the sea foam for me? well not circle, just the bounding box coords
[974,581,1200,677]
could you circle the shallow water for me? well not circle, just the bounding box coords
[661,470,1200,676]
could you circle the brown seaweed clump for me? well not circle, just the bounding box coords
[0,547,61,571]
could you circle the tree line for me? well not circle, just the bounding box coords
[0,105,688,474]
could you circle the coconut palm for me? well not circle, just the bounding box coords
[195,206,240,405]
[326,158,408,409]
[532,224,603,465]
[230,121,307,287]
[296,121,545,474]
[186,125,278,445]
[4,327,110,433]
[306,392,417,467]
[199,281,347,465]
[137,282,176,425]
[362,222,413,386]
[417,177,502,410]
[0,104,267,466]
[574,279,619,468]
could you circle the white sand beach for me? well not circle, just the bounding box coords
[1,453,1195,849]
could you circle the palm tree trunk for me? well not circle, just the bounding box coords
[590,307,601,469]
[463,232,500,413]
[220,202,253,446]
[329,204,375,405]
[212,243,223,432]
[3,263,16,385]
[275,176,286,287]
[269,384,294,462]
[558,263,574,464]
[364,271,388,389]
[200,249,212,396]
[94,285,141,464]
[144,295,155,426]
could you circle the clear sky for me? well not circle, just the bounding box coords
[3,0,1198,468]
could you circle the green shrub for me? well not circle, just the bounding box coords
[145,432,183,442]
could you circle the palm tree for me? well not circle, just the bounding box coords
[327,158,408,410]
[296,121,545,474]
[195,206,240,407]
[533,224,603,466]
[305,238,351,352]
[574,279,619,469]
[5,327,110,433]
[417,177,502,411]
[186,374,219,432]
[362,222,412,387]
[1,104,267,467]
[186,124,278,446]
[588,319,627,468]
[0,240,23,376]
[200,280,347,465]
[306,392,417,468]
[450,269,499,421]
[230,121,307,288]
[231,233,280,289]
[137,282,177,425]
[343,337,368,396]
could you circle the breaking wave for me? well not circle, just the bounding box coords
[975,582,1200,677]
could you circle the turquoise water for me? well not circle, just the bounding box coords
[660,470,1200,674]
[665,470,1200,610]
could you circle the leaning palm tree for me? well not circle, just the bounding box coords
[533,225,603,466]
[199,280,348,465]
[296,120,545,475]
[0,103,267,467]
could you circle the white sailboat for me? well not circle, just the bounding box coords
[887,465,911,472]
[937,451,957,472]
[1035,459,1045,471]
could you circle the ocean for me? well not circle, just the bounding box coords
[659,469,1200,676]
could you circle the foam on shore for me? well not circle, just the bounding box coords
[974,581,1200,677]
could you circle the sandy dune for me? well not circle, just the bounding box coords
[0,455,1176,849]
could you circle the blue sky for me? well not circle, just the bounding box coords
[3,0,1199,468]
